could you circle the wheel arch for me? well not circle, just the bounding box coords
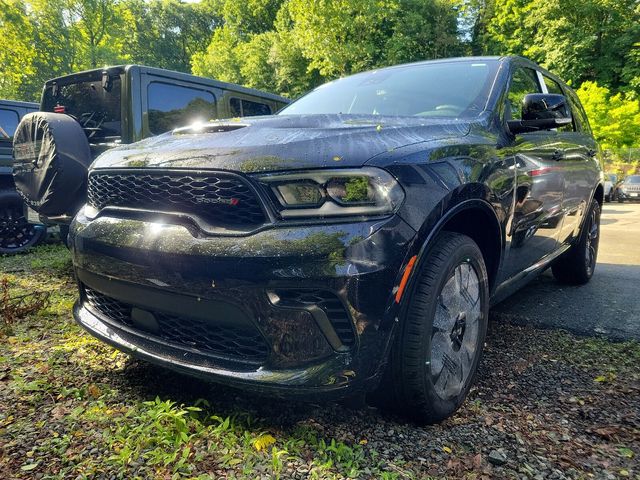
[593,183,604,206]
[409,198,503,293]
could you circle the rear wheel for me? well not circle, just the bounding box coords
[551,199,600,285]
[387,232,489,424]
[0,189,46,254]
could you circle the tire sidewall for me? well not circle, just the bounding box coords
[396,234,490,421]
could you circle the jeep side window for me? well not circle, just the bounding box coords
[506,67,541,120]
[148,83,216,134]
[230,98,271,117]
[0,108,20,141]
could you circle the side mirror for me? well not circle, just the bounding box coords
[507,93,572,134]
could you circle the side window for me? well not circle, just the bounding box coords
[0,108,20,141]
[147,83,216,134]
[566,92,591,134]
[542,74,574,132]
[242,99,271,116]
[542,75,563,95]
[230,98,242,117]
[229,97,271,117]
[506,67,541,120]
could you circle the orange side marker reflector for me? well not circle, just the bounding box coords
[395,255,417,304]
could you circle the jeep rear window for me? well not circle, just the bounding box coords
[42,77,121,141]
[147,82,216,134]
[279,60,499,118]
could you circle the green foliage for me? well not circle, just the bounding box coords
[473,0,640,95]
[576,82,640,153]
[0,0,218,100]
[193,0,463,97]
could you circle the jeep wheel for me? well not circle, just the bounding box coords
[0,189,46,254]
[552,199,601,285]
[389,232,489,424]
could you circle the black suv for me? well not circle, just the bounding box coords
[0,99,43,254]
[11,65,289,247]
[63,56,602,423]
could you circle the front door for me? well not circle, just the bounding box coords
[501,65,566,278]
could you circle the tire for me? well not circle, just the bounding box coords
[604,193,610,203]
[0,189,46,254]
[12,112,91,217]
[387,232,489,424]
[551,199,601,285]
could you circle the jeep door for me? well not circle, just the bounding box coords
[501,65,566,277]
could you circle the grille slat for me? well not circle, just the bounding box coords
[84,288,269,362]
[87,171,266,229]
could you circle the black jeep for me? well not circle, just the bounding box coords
[0,99,42,254]
[11,65,289,247]
[26,56,605,423]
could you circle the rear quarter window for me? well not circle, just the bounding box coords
[230,98,272,117]
[147,83,216,134]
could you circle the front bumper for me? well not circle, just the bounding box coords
[71,208,417,396]
[619,190,640,201]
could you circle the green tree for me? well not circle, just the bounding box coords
[121,0,220,73]
[0,0,36,98]
[472,0,640,95]
[577,81,640,154]
[193,0,463,98]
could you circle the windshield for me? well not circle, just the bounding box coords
[42,76,121,141]
[625,176,640,184]
[280,60,499,118]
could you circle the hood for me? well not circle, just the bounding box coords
[92,114,471,173]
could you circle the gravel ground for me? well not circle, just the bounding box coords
[1,245,639,479]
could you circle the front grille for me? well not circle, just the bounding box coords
[87,171,266,228]
[84,287,269,362]
[274,290,356,348]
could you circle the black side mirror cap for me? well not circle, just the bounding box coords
[508,93,572,134]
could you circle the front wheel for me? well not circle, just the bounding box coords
[0,189,46,254]
[551,199,601,285]
[388,232,489,424]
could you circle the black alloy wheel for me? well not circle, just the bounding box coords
[0,190,46,254]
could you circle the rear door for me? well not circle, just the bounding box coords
[501,65,566,278]
[541,73,600,245]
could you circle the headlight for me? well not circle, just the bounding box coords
[257,167,404,219]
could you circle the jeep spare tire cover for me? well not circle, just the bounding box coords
[12,112,92,217]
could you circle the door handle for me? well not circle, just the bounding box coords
[551,149,565,161]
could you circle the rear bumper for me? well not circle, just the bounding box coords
[70,208,417,396]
